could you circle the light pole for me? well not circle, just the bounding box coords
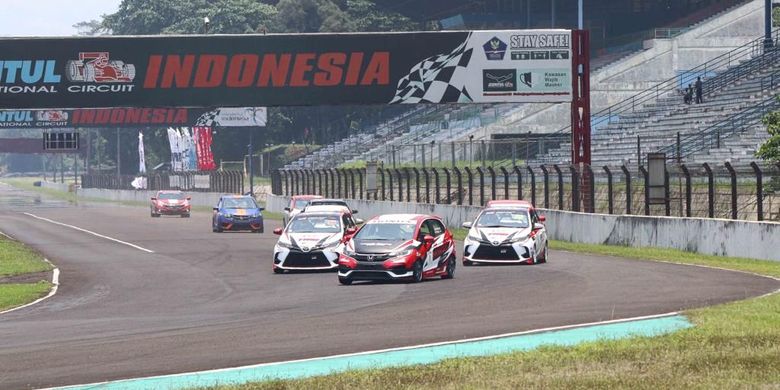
[248,131,254,197]
[203,17,210,34]
[765,0,774,48]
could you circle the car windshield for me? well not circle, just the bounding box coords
[294,199,311,209]
[476,209,530,228]
[287,215,341,233]
[158,193,185,200]
[222,197,257,209]
[311,201,348,208]
[354,223,416,241]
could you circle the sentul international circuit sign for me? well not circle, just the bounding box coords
[0,107,266,128]
[0,30,572,109]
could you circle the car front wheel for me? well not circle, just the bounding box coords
[411,260,424,283]
[442,255,456,279]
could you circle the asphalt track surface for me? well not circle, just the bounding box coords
[0,184,777,389]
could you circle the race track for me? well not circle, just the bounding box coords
[0,184,777,389]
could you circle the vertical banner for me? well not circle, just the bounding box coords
[138,131,146,174]
[193,126,216,171]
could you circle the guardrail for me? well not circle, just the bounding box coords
[275,161,780,222]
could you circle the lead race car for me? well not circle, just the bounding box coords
[337,214,456,285]
[462,201,548,265]
[272,211,358,273]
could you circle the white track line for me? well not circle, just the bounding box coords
[23,212,154,253]
[49,311,684,390]
[0,258,60,316]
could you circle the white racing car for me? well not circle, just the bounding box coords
[462,202,548,265]
[272,211,358,273]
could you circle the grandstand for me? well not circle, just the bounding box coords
[285,0,775,170]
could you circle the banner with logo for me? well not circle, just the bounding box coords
[0,30,572,109]
[138,131,146,174]
[0,107,265,128]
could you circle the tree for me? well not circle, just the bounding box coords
[273,0,352,33]
[345,0,417,32]
[755,98,780,163]
[73,20,107,36]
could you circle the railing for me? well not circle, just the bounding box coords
[554,28,780,136]
[275,161,780,222]
[656,94,780,160]
[81,171,244,194]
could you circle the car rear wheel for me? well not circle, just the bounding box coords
[338,276,352,285]
[411,260,424,283]
[442,255,456,279]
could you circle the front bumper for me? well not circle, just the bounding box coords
[274,246,339,270]
[463,238,534,264]
[217,215,264,232]
[337,256,414,280]
[154,205,190,215]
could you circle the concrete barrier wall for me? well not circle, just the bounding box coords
[267,194,780,262]
[41,181,225,208]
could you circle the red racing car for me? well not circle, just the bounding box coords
[150,190,191,218]
[337,214,456,285]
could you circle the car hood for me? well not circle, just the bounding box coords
[470,226,531,245]
[158,199,186,205]
[351,239,412,254]
[284,231,342,249]
[221,208,261,216]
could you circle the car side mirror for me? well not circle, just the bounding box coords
[284,207,291,212]
[351,209,358,214]
[259,207,265,211]
[461,221,472,228]
[273,227,283,235]
[354,218,364,225]
[212,207,219,211]
[423,235,435,246]
[186,197,191,201]
[539,215,546,222]
[151,197,157,201]
[345,227,357,235]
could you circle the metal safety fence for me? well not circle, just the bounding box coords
[273,161,780,222]
[81,171,244,194]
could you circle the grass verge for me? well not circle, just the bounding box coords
[207,243,780,389]
[0,281,52,312]
[0,237,54,312]
[0,237,52,277]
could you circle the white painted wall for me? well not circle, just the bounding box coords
[267,194,780,262]
[40,181,225,208]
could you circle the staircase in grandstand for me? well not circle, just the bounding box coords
[532,29,780,168]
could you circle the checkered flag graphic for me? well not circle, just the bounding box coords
[195,109,219,126]
[390,35,474,104]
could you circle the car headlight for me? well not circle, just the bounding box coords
[508,234,529,243]
[466,233,481,242]
[388,249,413,258]
[276,241,294,249]
[221,213,232,218]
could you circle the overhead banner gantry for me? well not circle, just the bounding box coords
[0,30,574,109]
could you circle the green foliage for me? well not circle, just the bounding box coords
[345,0,417,32]
[755,101,780,163]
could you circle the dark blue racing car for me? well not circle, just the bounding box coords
[212,195,264,233]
